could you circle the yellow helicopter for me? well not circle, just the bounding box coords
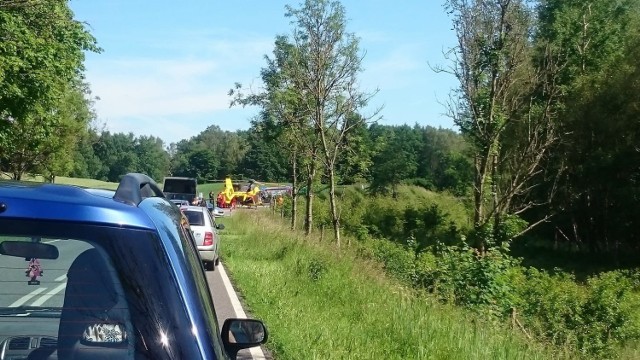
[217,177,262,209]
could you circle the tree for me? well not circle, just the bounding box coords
[443,0,563,250]
[192,125,249,179]
[230,35,318,233]
[285,0,380,246]
[39,82,98,182]
[530,0,640,254]
[370,128,418,196]
[134,135,170,182]
[70,128,103,179]
[0,0,99,178]
[335,119,373,185]
[92,132,139,182]
[239,115,290,182]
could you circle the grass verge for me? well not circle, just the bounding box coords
[219,210,568,360]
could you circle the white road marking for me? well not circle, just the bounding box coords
[55,274,67,282]
[30,282,66,306]
[218,262,267,360]
[9,287,48,307]
[44,240,60,244]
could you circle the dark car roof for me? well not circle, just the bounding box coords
[0,181,157,230]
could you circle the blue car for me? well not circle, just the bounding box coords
[0,174,267,359]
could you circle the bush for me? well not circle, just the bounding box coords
[580,271,640,356]
[402,177,435,190]
[513,268,640,358]
[368,239,416,284]
[366,233,640,358]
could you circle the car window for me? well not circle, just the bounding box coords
[184,210,205,226]
[0,235,135,359]
[0,219,210,360]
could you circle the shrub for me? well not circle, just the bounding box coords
[580,271,640,356]
[368,239,416,284]
[402,177,435,190]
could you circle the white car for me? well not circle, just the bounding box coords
[181,205,224,271]
[212,206,225,217]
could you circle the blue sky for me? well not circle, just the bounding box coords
[69,0,459,145]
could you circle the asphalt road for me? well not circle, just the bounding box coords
[206,263,271,360]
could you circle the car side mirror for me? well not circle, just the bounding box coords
[216,224,225,230]
[221,318,267,359]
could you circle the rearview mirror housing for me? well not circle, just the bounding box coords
[0,241,59,259]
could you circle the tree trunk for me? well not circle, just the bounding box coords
[473,156,485,227]
[291,148,298,231]
[304,162,315,236]
[492,153,501,242]
[473,154,490,253]
[327,167,341,247]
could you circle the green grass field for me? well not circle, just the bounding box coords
[197,182,225,197]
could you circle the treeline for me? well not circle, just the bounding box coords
[64,122,470,195]
[239,121,472,196]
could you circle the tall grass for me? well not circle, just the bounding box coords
[219,210,568,360]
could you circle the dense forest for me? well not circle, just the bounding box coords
[1,0,640,356]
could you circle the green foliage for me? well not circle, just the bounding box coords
[0,0,99,179]
[368,239,416,284]
[514,269,640,358]
[170,125,249,181]
[75,130,170,182]
[133,135,171,182]
[221,210,564,359]
[412,244,521,317]
[238,116,290,182]
[524,0,640,254]
[358,228,640,358]
[369,125,419,194]
[295,256,328,281]
[335,121,373,184]
[342,185,471,247]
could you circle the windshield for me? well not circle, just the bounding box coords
[0,219,210,359]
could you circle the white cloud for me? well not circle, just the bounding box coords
[83,35,272,143]
[362,44,425,91]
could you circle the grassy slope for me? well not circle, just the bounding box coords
[219,210,568,360]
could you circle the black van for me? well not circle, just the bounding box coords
[163,176,197,201]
